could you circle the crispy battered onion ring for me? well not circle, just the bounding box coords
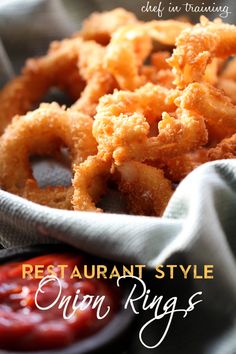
[208,133,236,160]
[1,9,235,215]
[22,180,74,210]
[72,72,116,117]
[76,40,106,80]
[0,37,116,133]
[72,156,172,216]
[94,82,177,138]
[145,20,191,46]
[203,58,223,86]
[105,24,153,90]
[72,41,117,116]
[72,156,111,212]
[80,8,138,45]
[0,38,83,135]
[142,67,176,89]
[141,52,176,88]
[178,82,236,143]
[218,78,236,104]
[164,133,236,182]
[168,17,236,88]
[118,161,173,216]
[105,20,191,90]
[94,83,207,164]
[165,149,209,182]
[218,57,236,103]
[151,51,171,71]
[141,52,175,89]
[220,57,236,81]
[0,103,97,209]
[135,109,208,163]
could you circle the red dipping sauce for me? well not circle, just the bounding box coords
[0,253,119,351]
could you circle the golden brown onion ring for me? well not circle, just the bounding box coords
[151,51,171,71]
[118,161,173,216]
[165,148,209,182]
[208,133,236,160]
[72,156,112,212]
[178,82,236,143]
[218,78,236,104]
[0,38,83,135]
[145,20,191,46]
[94,84,207,164]
[105,24,152,90]
[168,17,236,88]
[22,180,74,210]
[79,8,138,45]
[72,41,117,116]
[0,103,97,208]
[73,157,173,216]
[221,57,236,81]
[72,72,116,117]
[105,20,191,90]
[134,108,208,163]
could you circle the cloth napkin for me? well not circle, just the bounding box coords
[0,160,236,354]
[0,1,236,353]
[0,159,235,283]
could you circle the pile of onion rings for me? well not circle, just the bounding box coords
[0,9,235,216]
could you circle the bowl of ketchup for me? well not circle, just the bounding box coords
[0,245,134,354]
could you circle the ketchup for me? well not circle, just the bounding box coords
[0,253,119,351]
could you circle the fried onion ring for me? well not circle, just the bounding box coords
[0,38,83,135]
[94,83,207,164]
[72,72,116,117]
[79,8,138,45]
[145,20,191,46]
[1,10,235,216]
[151,51,171,71]
[93,83,178,161]
[22,180,74,210]
[168,17,236,88]
[118,161,173,216]
[221,57,236,81]
[165,148,209,182]
[208,133,236,160]
[105,24,152,90]
[218,78,236,104]
[135,108,208,163]
[0,103,97,208]
[141,52,176,88]
[105,20,191,90]
[72,156,112,212]
[218,57,236,103]
[178,82,236,143]
[73,156,173,216]
[72,41,117,116]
